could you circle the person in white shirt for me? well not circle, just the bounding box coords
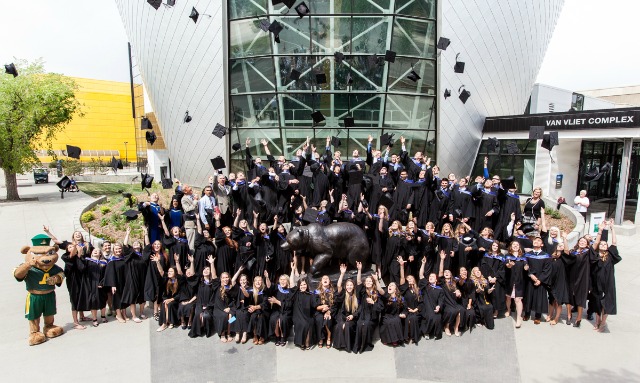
[573,190,590,219]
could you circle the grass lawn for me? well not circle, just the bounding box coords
[78,182,143,198]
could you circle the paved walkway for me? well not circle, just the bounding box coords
[2,173,638,382]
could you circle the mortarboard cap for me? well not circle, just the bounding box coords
[380,132,395,147]
[506,141,520,155]
[268,20,283,35]
[454,54,465,73]
[167,0,176,6]
[330,136,342,147]
[295,2,309,18]
[123,210,141,221]
[459,89,470,104]
[520,224,536,235]
[66,145,81,159]
[146,131,157,145]
[210,156,226,170]
[311,111,325,124]
[212,123,227,138]
[56,176,71,190]
[529,126,545,140]
[315,72,327,85]
[348,170,363,185]
[122,192,132,198]
[343,116,355,127]
[147,0,162,10]
[282,0,296,7]
[487,137,499,153]
[232,143,242,152]
[437,37,451,50]
[259,19,271,32]
[141,173,154,190]
[5,63,18,77]
[290,69,301,81]
[378,193,394,210]
[31,234,51,246]
[334,52,345,64]
[244,257,256,271]
[384,50,396,63]
[189,7,199,23]
[184,111,192,123]
[141,117,153,130]
[501,176,517,190]
[444,89,451,99]
[407,70,421,82]
[302,208,319,223]
[111,156,123,171]
[542,132,559,151]
[161,179,173,189]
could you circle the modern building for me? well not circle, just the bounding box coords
[473,83,640,225]
[36,77,140,164]
[114,0,565,185]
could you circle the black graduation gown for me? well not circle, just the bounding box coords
[457,278,476,330]
[62,252,84,311]
[590,246,621,315]
[383,233,405,281]
[379,293,406,344]
[332,290,359,352]
[418,230,438,275]
[353,284,382,353]
[471,186,500,232]
[292,288,316,347]
[399,283,423,343]
[412,180,431,227]
[541,230,560,255]
[162,235,190,268]
[549,252,574,305]
[429,187,451,229]
[158,275,184,326]
[368,216,388,268]
[449,187,475,223]
[143,247,169,303]
[418,279,444,338]
[255,231,275,280]
[480,253,507,313]
[122,247,148,305]
[212,280,238,336]
[472,279,495,329]
[311,169,330,208]
[346,168,364,211]
[568,248,591,307]
[504,254,528,297]
[524,251,552,315]
[328,171,346,211]
[440,278,464,331]
[267,285,293,339]
[313,288,338,343]
[76,257,107,311]
[368,175,395,213]
[391,179,414,223]
[188,279,216,338]
[103,257,128,309]
[495,191,522,242]
[193,232,215,275]
[435,234,458,273]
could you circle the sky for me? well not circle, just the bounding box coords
[1,0,639,92]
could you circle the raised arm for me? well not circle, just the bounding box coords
[154,255,165,277]
[159,212,170,237]
[261,139,271,156]
[356,261,362,285]
[207,255,217,279]
[187,254,195,276]
[231,265,244,287]
[42,225,63,245]
[398,256,406,285]
[272,215,279,232]
[337,263,347,293]
[123,227,131,247]
[174,254,183,275]
[143,226,149,246]
[196,212,203,235]
[592,221,605,250]
[233,208,242,228]
[253,210,259,230]
[540,209,547,233]
[609,219,617,246]
[419,256,427,280]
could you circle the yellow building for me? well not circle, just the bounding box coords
[36,77,142,163]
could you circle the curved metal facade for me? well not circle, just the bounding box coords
[115,0,564,185]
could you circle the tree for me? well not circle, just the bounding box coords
[0,59,82,200]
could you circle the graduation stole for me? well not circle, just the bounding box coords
[481,189,496,196]
[429,284,442,289]
[505,255,527,262]
[403,179,414,184]
[435,233,451,239]
[525,251,551,259]
[483,253,504,261]
[176,237,188,244]
[246,288,263,295]
[277,233,286,240]
[458,189,472,196]
[87,258,107,266]
[277,285,290,294]
[506,192,519,199]
[439,188,450,198]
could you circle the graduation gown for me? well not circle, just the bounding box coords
[495,191,521,242]
[472,279,495,329]
[272,232,292,278]
[143,248,169,303]
[61,252,84,311]
[189,279,216,338]
[378,293,406,344]
[292,289,316,347]
[103,256,128,309]
[589,245,621,315]
[193,232,215,275]
[267,284,294,339]
[504,254,528,297]
[353,284,382,353]
[435,234,458,273]
[383,233,405,281]
[313,288,338,343]
[76,257,108,311]
[457,278,477,330]
[440,278,464,331]
[480,253,506,312]
[391,179,414,223]
[122,247,148,305]
[399,283,423,344]
[549,252,574,305]
[567,248,591,307]
[212,280,238,336]
[471,186,500,232]
[162,235,190,268]
[368,216,388,268]
[524,250,552,314]
[332,290,359,352]
[213,228,238,276]
[418,279,444,338]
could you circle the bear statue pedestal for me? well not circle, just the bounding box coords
[282,222,371,277]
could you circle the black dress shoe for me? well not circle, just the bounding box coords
[587,313,594,321]
[566,318,572,325]
[573,320,581,328]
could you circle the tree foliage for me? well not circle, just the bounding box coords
[0,59,82,199]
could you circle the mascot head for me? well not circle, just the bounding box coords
[21,234,59,271]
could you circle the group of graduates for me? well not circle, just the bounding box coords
[46,135,621,352]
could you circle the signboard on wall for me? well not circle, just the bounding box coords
[588,212,607,237]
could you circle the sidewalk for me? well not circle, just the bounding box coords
[1,176,151,382]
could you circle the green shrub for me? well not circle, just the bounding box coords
[99,206,111,214]
[100,218,108,227]
[62,159,84,176]
[544,207,562,219]
[81,211,95,223]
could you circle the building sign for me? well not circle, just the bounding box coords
[588,212,607,237]
[484,108,640,133]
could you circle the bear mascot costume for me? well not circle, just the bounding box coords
[13,234,65,346]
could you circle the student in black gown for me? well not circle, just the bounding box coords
[154,254,185,331]
[230,273,251,343]
[266,270,294,346]
[354,262,383,353]
[399,258,423,344]
[366,205,389,279]
[434,223,458,274]
[332,276,359,353]
[378,276,407,346]
[123,227,148,323]
[246,275,269,344]
[188,257,217,338]
[456,267,476,332]
[523,237,553,325]
[175,255,199,330]
[590,220,621,333]
[504,241,527,328]
[314,267,344,349]
[547,233,573,325]
[271,218,292,278]
[253,212,275,280]
[383,220,405,282]
[288,271,317,350]
[209,254,243,342]
[418,259,444,340]
[566,233,592,328]
[193,213,217,276]
[438,262,463,337]
[480,241,506,318]
[103,243,129,323]
[454,223,479,273]
[160,217,190,268]
[77,247,108,326]
[144,239,169,322]
[470,267,495,329]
